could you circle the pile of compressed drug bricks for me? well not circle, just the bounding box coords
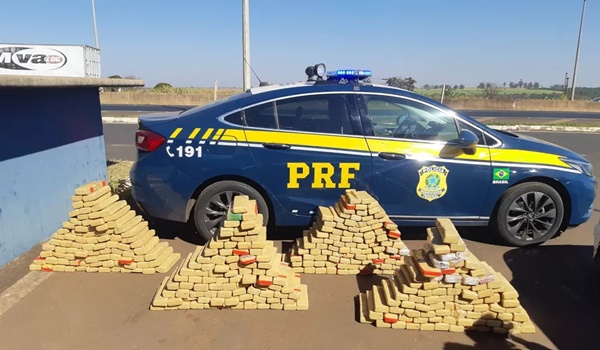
[358,218,534,334]
[288,189,410,275]
[150,195,309,311]
[29,180,181,274]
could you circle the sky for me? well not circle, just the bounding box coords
[1,0,599,88]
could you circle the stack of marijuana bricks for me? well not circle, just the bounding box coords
[151,195,308,311]
[288,189,410,275]
[359,218,534,334]
[29,180,180,274]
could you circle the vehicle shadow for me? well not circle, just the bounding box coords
[453,226,509,246]
[501,244,600,350]
[443,331,552,350]
[446,243,600,349]
[399,225,509,247]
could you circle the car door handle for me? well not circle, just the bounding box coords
[262,143,291,150]
[378,152,406,160]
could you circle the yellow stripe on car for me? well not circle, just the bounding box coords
[244,130,370,152]
[222,128,246,140]
[213,129,225,140]
[216,128,572,170]
[188,128,201,139]
[365,139,489,162]
[490,149,570,168]
[201,128,214,140]
[169,128,183,139]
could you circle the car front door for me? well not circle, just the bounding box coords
[243,93,372,219]
[357,93,492,224]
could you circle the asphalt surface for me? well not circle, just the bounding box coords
[104,123,137,160]
[1,128,599,349]
[102,104,600,119]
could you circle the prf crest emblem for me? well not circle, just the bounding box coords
[416,165,449,202]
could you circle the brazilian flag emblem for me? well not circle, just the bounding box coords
[493,168,510,184]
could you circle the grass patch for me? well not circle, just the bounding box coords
[414,87,566,100]
[107,159,133,196]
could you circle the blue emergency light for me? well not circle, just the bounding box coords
[327,69,372,82]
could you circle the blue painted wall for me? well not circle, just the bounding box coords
[0,87,107,267]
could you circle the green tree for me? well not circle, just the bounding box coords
[152,82,174,92]
[533,82,540,89]
[385,77,417,91]
[444,85,457,98]
[108,74,122,79]
[482,82,501,99]
[477,82,485,89]
[459,84,465,89]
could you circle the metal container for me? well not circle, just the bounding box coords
[0,44,101,78]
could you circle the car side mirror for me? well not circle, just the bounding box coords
[456,129,479,155]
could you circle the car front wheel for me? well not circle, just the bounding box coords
[492,182,564,247]
[193,180,269,242]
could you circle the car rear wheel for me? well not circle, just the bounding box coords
[193,180,269,242]
[492,182,564,247]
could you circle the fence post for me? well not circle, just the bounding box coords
[440,85,446,103]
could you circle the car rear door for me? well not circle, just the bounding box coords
[357,92,492,223]
[243,92,372,217]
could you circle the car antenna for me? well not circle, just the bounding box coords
[244,57,271,87]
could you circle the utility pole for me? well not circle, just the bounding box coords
[564,72,569,97]
[91,0,99,49]
[242,0,251,90]
[571,0,586,101]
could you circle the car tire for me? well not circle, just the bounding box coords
[193,180,269,242]
[491,182,564,247]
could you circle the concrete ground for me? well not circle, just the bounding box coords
[1,132,599,350]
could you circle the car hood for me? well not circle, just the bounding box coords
[496,130,588,163]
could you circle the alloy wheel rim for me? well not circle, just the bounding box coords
[506,191,557,241]
[202,190,242,235]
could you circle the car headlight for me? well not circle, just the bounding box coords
[562,158,594,177]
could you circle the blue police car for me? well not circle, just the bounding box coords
[131,64,596,247]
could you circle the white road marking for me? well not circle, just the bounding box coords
[0,271,52,317]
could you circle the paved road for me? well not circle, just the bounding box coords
[1,128,599,349]
[104,123,137,160]
[102,103,600,119]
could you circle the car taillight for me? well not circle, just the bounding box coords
[135,130,166,152]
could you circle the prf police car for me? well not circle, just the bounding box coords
[131,64,596,247]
